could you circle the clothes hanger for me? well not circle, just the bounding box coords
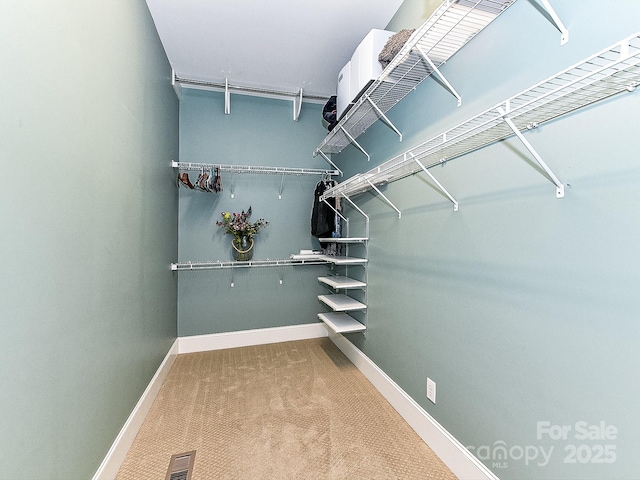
[178,171,195,189]
[214,167,222,192]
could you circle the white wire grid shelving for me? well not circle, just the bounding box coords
[172,161,338,177]
[320,32,640,212]
[171,258,331,271]
[313,0,518,161]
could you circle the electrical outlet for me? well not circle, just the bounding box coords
[427,377,436,404]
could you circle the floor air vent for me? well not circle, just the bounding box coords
[165,451,196,480]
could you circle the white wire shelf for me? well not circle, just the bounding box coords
[171,258,331,271]
[321,32,640,206]
[172,161,338,177]
[314,0,517,159]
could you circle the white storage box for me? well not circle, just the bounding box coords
[349,29,395,103]
[336,61,352,119]
[336,29,395,119]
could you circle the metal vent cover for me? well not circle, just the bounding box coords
[165,451,196,480]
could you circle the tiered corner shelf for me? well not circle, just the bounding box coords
[316,235,369,335]
[320,32,640,213]
[313,0,518,161]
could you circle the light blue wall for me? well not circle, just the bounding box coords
[335,1,640,479]
[177,90,332,336]
[0,1,178,478]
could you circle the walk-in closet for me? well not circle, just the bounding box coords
[4,1,640,479]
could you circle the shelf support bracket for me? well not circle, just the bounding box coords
[497,107,564,198]
[315,150,343,177]
[364,95,402,141]
[322,198,349,224]
[416,46,462,107]
[293,88,303,121]
[365,178,402,218]
[342,195,370,239]
[224,78,231,115]
[412,155,459,211]
[539,0,569,45]
[340,126,370,161]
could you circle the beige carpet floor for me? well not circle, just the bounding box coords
[116,337,458,480]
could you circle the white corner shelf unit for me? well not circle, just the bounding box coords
[315,206,370,335]
[320,32,640,215]
[313,0,519,163]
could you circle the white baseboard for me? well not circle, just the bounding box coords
[328,331,499,480]
[177,322,328,354]
[92,339,179,480]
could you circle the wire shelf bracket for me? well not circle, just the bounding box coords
[365,178,402,218]
[413,155,459,211]
[539,0,569,45]
[416,46,462,107]
[224,78,231,115]
[293,88,303,121]
[322,198,349,225]
[497,106,564,198]
[342,195,370,240]
[315,151,343,177]
[364,95,403,141]
[340,126,370,161]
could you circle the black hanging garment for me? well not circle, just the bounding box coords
[322,96,338,131]
[311,180,336,241]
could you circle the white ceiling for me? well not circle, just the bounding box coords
[145,0,405,100]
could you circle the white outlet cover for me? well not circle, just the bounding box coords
[427,377,436,404]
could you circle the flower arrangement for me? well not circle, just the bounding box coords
[216,207,269,244]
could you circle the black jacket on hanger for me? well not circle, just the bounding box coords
[311,180,335,239]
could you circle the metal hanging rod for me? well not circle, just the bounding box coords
[173,74,328,103]
[171,258,331,271]
[172,161,338,177]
